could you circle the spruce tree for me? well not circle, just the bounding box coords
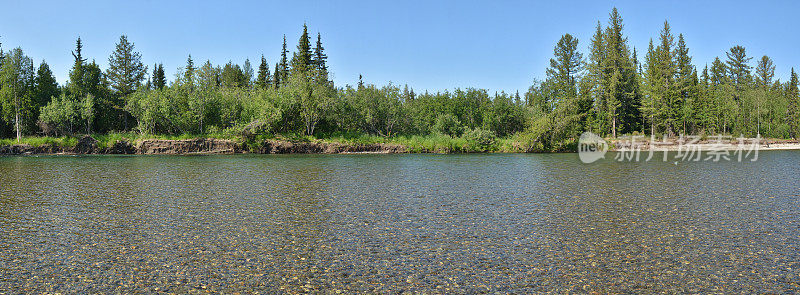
[243,58,253,87]
[656,20,677,134]
[150,64,158,89]
[153,63,166,90]
[185,55,195,85]
[34,61,59,110]
[273,63,280,89]
[787,68,800,139]
[68,37,87,98]
[221,61,246,88]
[256,55,271,89]
[755,55,775,134]
[106,35,147,96]
[755,55,775,90]
[290,24,312,76]
[545,33,582,99]
[725,45,752,95]
[312,32,329,82]
[710,57,728,86]
[601,8,637,137]
[106,35,146,131]
[641,39,660,134]
[586,21,606,132]
[278,35,289,85]
[675,33,694,134]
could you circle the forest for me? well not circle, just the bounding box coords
[1,8,799,152]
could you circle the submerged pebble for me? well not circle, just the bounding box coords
[0,153,798,293]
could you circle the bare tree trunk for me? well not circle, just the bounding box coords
[14,92,21,142]
[612,113,617,138]
[15,110,20,142]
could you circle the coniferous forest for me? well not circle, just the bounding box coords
[1,8,799,152]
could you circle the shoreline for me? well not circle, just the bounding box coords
[608,138,800,152]
[2,136,800,156]
[0,136,410,156]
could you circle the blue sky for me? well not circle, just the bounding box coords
[1,0,798,94]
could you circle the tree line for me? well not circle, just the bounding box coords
[1,10,799,151]
[529,8,800,149]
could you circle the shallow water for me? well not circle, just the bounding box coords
[1,152,798,293]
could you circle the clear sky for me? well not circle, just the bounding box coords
[2,0,798,94]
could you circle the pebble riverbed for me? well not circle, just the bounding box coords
[0,153,798,293]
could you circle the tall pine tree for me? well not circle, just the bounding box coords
[675,33,694,134]
[546,33,582,99]
[787,68,800,139]
[106,35,147,96]
[290,24,313,76]
[312,32,329,83]
[725,45,752,97]
[256,55,271,89]
[106,35,146,130]
[276,35,289,87]
[34,61,59,110]
[152,63,166,90]
[68,37,87,98]
[601,8,637,137]
[184,55,195,86]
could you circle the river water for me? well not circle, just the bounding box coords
[1,153,798,293]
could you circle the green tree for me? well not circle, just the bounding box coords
[675,33,695,134]
[755,55,775,90]
[787,68,800,139]
[34,61,59,111]
[0,48,34,141]
[601,8,637,137]
[542,33,589,142]
[221,61,246,88]
[106,35,147,96]
[655,21,677,134]
[38,93,78,136]
[585,22,606,133]
[312,32,329,82]
[106,35,146,130]
[242,58,253,87]
[754,55,775,134]
[545,33,582,99]
[725,45,752,96]
[273,63,281,89]
[193,60,220,133]
[640,39,659,134]
[184,55,195,86]
[81,94,95,134]
[67,37,87,98]
[152,63,166,90]
[276,35,289,87]
[256,55,271,89]
[290,24,313,76]
[286,74,333,135]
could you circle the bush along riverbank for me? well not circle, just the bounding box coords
[4,132,796,156]
[0,131,543,155]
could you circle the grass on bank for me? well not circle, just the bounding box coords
[0,130,541,153]
[266,131,540,153]
[0,132,242,149]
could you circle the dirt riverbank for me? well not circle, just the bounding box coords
[0,136,408,156]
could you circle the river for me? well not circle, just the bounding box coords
[1,153,798,293]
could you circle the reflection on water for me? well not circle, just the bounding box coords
[0,153,798,293]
